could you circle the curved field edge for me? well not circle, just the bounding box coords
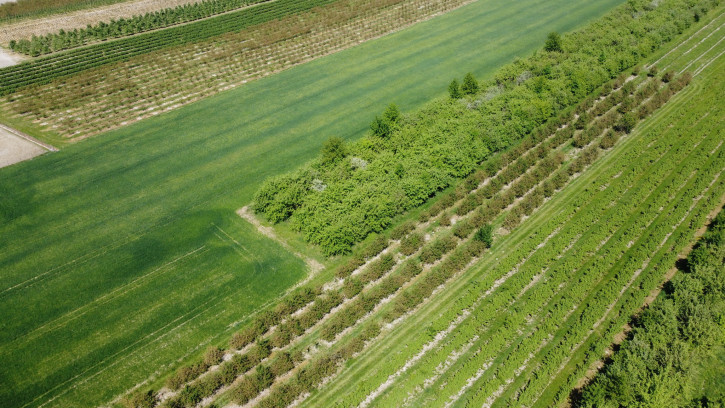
[0,1,627,408]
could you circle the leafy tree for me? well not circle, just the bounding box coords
[462,72,479,95]
[321,136,347,164]
[383,103,400,123]
[449,79,462,99]
[544,31,562,52]
[474,224,493,248]
[370,116,391,138]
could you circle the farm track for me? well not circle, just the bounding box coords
[296,22,725,407]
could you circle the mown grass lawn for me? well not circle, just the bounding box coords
[0,0,625,406]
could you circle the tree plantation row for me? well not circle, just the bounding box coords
[9,0,269,56]
[253,0,716,255]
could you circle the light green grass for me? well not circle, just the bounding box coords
[0,0,625,406]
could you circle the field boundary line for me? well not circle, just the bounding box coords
[237,207,324,283]
[0,122,56,151]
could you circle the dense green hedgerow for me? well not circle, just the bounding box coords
[253,0,717,255]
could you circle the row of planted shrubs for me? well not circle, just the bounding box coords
[252,0,717,255]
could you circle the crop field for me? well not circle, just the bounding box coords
[0,0,624,142]
[0,0,632,407]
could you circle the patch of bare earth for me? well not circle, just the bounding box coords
[0,0,201,44]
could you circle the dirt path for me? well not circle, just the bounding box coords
[0,123,54,168]
[566,192,725,404]
[0,0,200,45]
[237,206,324,281]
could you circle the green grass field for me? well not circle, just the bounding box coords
[0,0,627,406]
[295,12,725,407]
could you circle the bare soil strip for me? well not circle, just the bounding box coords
[0,0,201,45]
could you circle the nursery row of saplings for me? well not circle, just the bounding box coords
[330,71,721,408]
